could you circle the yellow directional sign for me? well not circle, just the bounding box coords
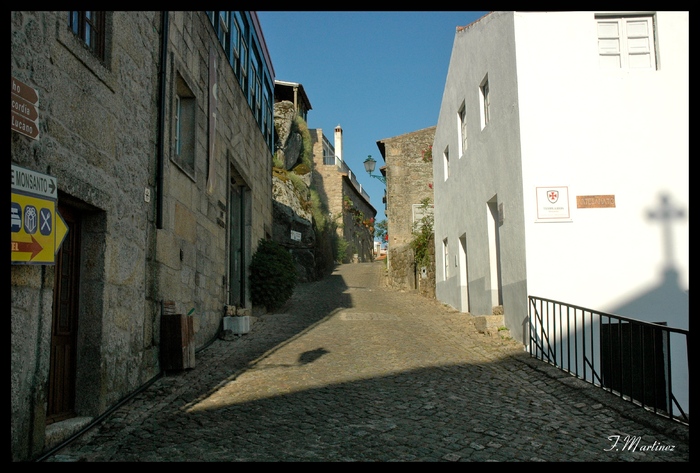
[11,165,67,264]
[11,193,66,264]
[55,210,68,255]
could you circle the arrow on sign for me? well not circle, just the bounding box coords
[11,235,44,260]
[55,209,68,255]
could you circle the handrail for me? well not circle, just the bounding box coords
[528,295,689,425]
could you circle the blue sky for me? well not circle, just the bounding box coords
[257,11,490,232]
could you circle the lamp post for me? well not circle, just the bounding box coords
[363,155,386,183]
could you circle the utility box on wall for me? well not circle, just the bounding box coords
[223,315,251,334]
[161,313,195,370]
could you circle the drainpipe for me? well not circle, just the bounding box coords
[156,11,169,229]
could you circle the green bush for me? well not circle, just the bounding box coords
[249,239,297,311]
[410,198,434,268]
[335,237,349,263]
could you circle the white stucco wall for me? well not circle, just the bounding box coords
[434,11,528,329]
[434,10,688,415]
[514,11,688,326]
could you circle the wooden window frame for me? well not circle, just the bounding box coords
[68,11,105,61]
[596,14,657,70]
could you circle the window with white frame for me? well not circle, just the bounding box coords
[443,238,449,279]
[217,11,230,55]
[250,46,262,124]
[596,14,657,70]
[443,146,450,181]
[479,75,490,129]
[231,16,241,77]
[458,102,467,157]
[239,16,249,93]
[263,85,272,144]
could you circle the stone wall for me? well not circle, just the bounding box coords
[387,236,436,298]
[341,177,376,263]
[311,128,376,264]
[378,126,435,291]
[311,128,344,236]
[11,11,274,461]
[272,173,316,282]
[11,11,161,461]
[158,11,273,345]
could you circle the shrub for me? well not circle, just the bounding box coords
[410,198,434,268]
[335,237,349,263]
[249,239,297,311]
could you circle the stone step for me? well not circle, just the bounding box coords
[473,313,511,339]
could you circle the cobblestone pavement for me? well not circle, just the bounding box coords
[42,262,689,462]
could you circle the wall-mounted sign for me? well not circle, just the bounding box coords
[11,76,40,140]
[11,165,67,264]
[576,195,616,208]
[536,186,571,221]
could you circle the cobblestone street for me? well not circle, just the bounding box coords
[42,261,689,462]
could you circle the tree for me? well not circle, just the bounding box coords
[375,219,388,243]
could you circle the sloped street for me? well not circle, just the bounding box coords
[42,261,689,462]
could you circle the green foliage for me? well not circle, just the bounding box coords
[287,172,310,202]
[375,219,388,241]
[293,115,313,169]
[249,239,297,311]
[309,189,327,231]
[292,162,311,175]
[272,152,285,169]
[335,237,349,263]
[409,198,434,268]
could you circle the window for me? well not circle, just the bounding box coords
[263,86,272,143]
[443,238,449,279]
[239,16,249,93]
[174,73,196,176]
[68,11,106,60]
[479,75,490,129]
[458,102,467,157]
[443,146,450,181]
[250,46,262,124]
[217,11,230,56]
[597,15,657,70]
[231,16,241,77]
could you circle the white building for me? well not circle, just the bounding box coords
[433,11,688,414]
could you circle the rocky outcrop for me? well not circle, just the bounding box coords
[274,100,302,170]
[272,100,329,283]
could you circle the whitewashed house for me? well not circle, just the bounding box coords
[433,11,688,416]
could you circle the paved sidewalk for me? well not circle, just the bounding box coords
[42,262,689,462]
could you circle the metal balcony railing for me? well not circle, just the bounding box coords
[332,158,371,203]
[528,295,689,425]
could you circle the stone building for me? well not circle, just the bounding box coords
[11,11,275,461]
[311,125,377,263]
[376,126,436,296]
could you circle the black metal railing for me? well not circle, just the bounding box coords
[528,295,689,425]
[336,158,371,203]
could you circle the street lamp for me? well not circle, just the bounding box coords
[363,155,386,183]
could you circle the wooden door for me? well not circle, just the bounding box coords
[47,203,81,423]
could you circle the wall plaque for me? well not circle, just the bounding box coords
[536,186,570,220]
[576,195,616,208]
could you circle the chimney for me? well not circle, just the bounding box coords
[334,125,343,163]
